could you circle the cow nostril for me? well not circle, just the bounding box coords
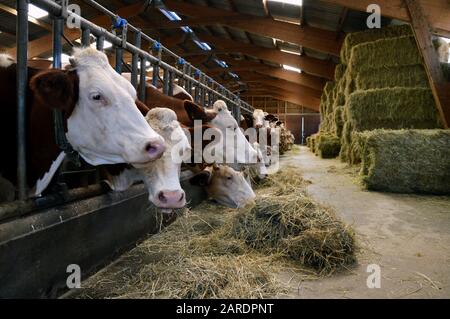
[179,192,185,202]
[146,141,165,158]
[158,191,167,203]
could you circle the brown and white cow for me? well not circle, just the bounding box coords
[190,164,256,208]
[103,108,191,210]
[0,48,165,196]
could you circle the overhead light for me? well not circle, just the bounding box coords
[229,72,239,79]
[182,26,193,33]
[268,0,303,6]
[280,48,301,56]
[194,40,211,51]
[28,4,48,19]
[283,64,302,73]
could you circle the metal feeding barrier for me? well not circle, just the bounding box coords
[6,0,253,220]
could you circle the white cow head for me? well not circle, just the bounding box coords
[106,108,191,210]
[210,100,258,164]
[30,47,165,167]
[252,109,268,129]
[190,164,256,208]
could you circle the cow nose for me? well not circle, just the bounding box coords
[156,190,186,208]
[145,139,166,160]
[255,124,263,129]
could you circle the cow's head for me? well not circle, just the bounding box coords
[190,164,256,208]
[30,47,165,167]
[252,109,267,129]
[140,108,190,209]
[209,100,258,164]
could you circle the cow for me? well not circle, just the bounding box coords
[189,164,256,208]
[0,48,165,198]
[252,109,269,129]
[103,108,191,211]
[122,76,258,165]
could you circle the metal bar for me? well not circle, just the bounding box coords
[31,0,254,113]
[81,27,91,46]
[16,0,28,201]
[168,71,174,97]
[131,31,141,89]
[162,68,169,95]
[115,46,123,74]
[96,34,104,51]
[139,56,146,102]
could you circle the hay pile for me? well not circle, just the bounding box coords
[72,167,356,299]
[355,129,450,194]
[309,24,447,193]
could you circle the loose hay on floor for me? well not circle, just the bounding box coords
[72,165,357,299]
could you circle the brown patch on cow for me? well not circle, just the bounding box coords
[30,69,79,116]
[135,99,150,116]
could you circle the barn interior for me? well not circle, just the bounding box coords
[0,0,449,299]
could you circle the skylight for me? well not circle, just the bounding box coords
[283,64,302,73]
[268,0,303,6]
[28,4,48,19]
[159,8,182,21]
[280,48,301,56]
[214,59,228,68]
[194,40,212,51]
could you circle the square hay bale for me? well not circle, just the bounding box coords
[354,65,429,91]
[340,24,412,64]
[335,64,347,81]
[349,36,422,73]
[333,106,344,138]
[356,129,450,194]
[347,87,442,131]
[306,136,311,148]
[317,134,341,159]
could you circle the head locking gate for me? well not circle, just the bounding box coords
[4,0,253,221]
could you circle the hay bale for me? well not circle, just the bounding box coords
[347,87,442,131]
[317,134,341,159]
[306,136,311,148]
[354,65,429,91]
[356,129,450,194]
[334,64,347,81]
[231,194,356,275]
[341,24,412,64]
[333,106,344,138]
[349,36,422,73]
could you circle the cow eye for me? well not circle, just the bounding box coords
[89,92,104,102]
[227,176,232,180]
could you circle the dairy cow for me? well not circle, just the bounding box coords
[0,48,165,197]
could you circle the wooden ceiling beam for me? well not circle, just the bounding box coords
[163,33,335,79]
[405,0,450,128]
[7,1,147,58]
[241,91,320,111]
[163,0,343,56]
[321,0,450,38]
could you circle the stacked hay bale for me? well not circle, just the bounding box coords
[309,24,449,193]
[355,129,450,194]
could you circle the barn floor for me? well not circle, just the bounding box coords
[278,147,450,298]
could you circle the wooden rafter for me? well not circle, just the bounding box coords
[321,0,450,38]
[162,33,335,79]
[0,3,52,31]
[163,0,343,56]
[404,0,450,128]
[7,1,147,58]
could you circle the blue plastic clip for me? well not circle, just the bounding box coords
[178,58,185,65]
[153,42,161,51]
[113,16,127,29]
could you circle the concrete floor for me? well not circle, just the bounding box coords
[278,147,450,298]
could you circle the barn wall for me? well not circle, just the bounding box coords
[285,114,321,145]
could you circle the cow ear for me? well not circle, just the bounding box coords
[30,69,79,112]
[189,170,212,187]
[135,99,150,116]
